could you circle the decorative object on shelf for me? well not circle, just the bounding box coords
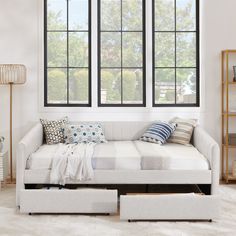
[0,151,9,190]
[221,50,236,183]
[232,160,236,177]
[0,136,4,153]
[0,64,26,182]
[226,133,236,146]
[229,109,236,112]
[233,66,236,82]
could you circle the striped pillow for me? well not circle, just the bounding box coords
[168,117,197,145]
[140,121,177,144]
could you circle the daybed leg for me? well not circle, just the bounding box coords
[128,220,131,223]
[29,213,32,215]
[209,219,212,222]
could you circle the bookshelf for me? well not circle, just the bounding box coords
[221,50,236,183]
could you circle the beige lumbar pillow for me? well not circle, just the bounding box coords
[168,117,197,145]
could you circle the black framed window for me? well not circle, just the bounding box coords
[153,0,199,107]
[98,0,146,107]
[44,0,91,107]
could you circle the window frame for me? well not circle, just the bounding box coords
[97,0,146,107]
[44,0,92,107]
[152,0,200,107]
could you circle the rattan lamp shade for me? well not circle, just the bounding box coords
[0,64,26,84]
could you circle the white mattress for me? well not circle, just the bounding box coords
[134,141,210,170]
[27,145,59,170]
[92,141,141,170]
[26,141,209,171]
[27,141,141,170]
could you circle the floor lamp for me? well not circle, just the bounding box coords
[0,64,26,183]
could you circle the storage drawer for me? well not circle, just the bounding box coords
[20,188,117,214]
[120,186,220,221]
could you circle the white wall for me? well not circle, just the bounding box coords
[0,0,235,176]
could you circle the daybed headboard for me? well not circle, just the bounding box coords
[40,121,198,142]
[69,121,152,141]
[101,122,152,141]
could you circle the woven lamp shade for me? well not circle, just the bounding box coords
[0,64,26,84]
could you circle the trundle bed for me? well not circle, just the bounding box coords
[16,122,220,220]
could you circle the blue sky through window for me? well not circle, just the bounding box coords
[48,0,88,30]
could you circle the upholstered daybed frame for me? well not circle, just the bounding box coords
[16,122,220,220]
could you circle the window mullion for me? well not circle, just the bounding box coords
[174,0,177,105]
[121,0,123,105]
[67,0,69,104]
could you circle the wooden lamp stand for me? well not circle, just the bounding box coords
[0,65,26,183]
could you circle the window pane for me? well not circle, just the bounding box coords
[69,0,88,30]
[98,0,144,106]
[101,32,121,67]
[176,68,196,104]
[123,32,142,67]
[69,32,88,67]
[155,0,175,31]
[47,32,67,67]
[122,0,142,31]
[101,0,121,31]
[46,0,90,106]
[47,0,67,30]
[155,33,175,67]
[123,69,143,104]
[176,33,196,67]
[69,69,88,104]
[101,69,121,104]
[155,69,175,104]
[47,68,67,104]
[176,0,196,31]
[153,0,198,106]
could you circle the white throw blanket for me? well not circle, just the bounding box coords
[50,143,96,185]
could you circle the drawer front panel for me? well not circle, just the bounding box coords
[20,189,117,214]
[120,194,220,220]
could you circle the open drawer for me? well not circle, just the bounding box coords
[20,188,117,214]
[120,185,220,221]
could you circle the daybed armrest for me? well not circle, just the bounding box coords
[193,126,220,195]
[16,123,43,206]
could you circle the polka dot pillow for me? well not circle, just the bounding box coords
[63,123,107,144]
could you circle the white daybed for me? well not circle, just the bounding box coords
[16,122,220,220]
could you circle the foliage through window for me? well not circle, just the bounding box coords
[45,0,91,106]
[98,0,146,106]
[44,0,199,107]
[153,0,199,106]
